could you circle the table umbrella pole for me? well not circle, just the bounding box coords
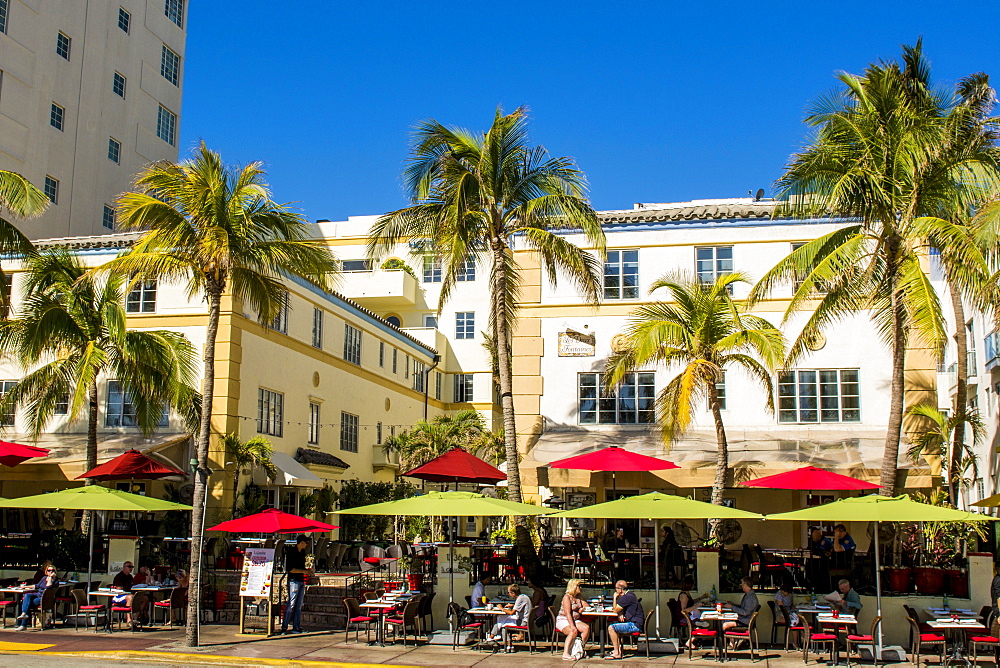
[874,521,883,657]
[449,534,454,604]
[86,512,95,590]
[654,518,660,638]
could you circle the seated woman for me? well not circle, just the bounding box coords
[678,577,709,648]
[774,580,801,647]
[555,578,590,660]
[488,584,532,652]
[31,561,53,585]
[15,564,58,630]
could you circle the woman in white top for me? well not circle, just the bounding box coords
[555,578,590,660]
[489,584,532,652]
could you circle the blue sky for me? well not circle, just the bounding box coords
[180,1,998,222]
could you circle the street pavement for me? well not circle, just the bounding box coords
[0,623,929,666]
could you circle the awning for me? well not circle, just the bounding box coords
[270,451,323,488]
[0,432,190,469]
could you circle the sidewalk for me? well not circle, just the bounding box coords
[0,623,923,666]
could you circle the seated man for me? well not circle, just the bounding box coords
[830,578,862,614]
[15,564,58,630]
[807,528,832,556]
[722,577,759,631]
[606,580,644,660]
[111,561,145,627]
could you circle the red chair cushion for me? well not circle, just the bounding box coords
[506,625,528,630]
[692,629,717,636]
[385,617,404,624]
[153,601,170,607]
[461,623,482,629]
[847,635,873,641]
[56,596,73,601]
[362,558,381,563]
[971,636,999,642]
[350,616,374,622]
[812,633,838,640]
[0,601,13,606]
[79,605,104,610]
[111,606,131,612]
[920,633,946,642]
[726,631,750,637]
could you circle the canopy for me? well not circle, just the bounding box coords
[0,485,192,512]
[76,449,185,481]
[208,508,338,534]
[739,466,880,490]
[550,446,679,473]
[338,490,545,516]
[971,492,1000,508]
[269,451,323,488]
[548,492,763,520]
[0,441,50,467]
[764,494,996,523]
[401,448,506,485]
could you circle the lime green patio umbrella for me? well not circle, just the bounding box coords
[548,492,764,636]
[0,486,193,590]
[766,494,998,656]
[339,491,547,604]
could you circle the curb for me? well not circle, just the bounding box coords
[13,649,416,667]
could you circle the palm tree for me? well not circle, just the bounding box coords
[106,143,339,647]
[0,169,48,313]
[749,42,1000,495]
[222,432,277,517]
[905,403,985,503]
[0,250,200,492]
[383,410,500,472]
[606,272,785,529]
[368,107,606,572]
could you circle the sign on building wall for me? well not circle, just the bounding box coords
[239,547,275,598]
[558,330,596,357]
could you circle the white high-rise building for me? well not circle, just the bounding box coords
[0,0,186,238]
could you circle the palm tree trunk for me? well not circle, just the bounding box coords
[80,380,99,535]
[707,384,729,541]
[880,271,907,496]
[490,239,543,580]
[948,279,967,507]
[186,284,222,647]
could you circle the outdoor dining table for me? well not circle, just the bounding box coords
[698,607,739,662]
[88,589,122,633]
[360,593,415,647]
[580,607,618,656]
[466,607,507,651]
[927,616,986,666]
[1,581,76,627]
[814,612,857,666]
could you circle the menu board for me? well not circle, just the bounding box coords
[239,547,275,598]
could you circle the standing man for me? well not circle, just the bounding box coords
[606,580,644,660]
[282,535,313,634]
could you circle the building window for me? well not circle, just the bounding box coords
[456,312,475,339]
[341,259,372,272]
[43,176,58,204]
[422,256,442,283]
[279,489,297,515]
[256,388,283,436]
[56,32,71,60]
[108,137,121,164]
[112,71,126,98]
[0,380,16,426]
[456,258,476,282]
[343,324,362,365]
[385,315,401,327]
[696,246,734,284]
[54,392,69,416]
[1,274,12,318]
[340,412,358,452]
[423,314,437,328]
[376,421,382,445]
[435,371,442,400]
[604,250,639,300]
[117,7,130,33]
[778,369,860,423]
[268,295,288,333]
[578,372,655,424]
[405,355,409,379]
[392,348,397,373]
[106,380,168,428]
[0,0,8,34]
[379,341,385,367]
[311,308,323,349]
[711,371,727,411]
[454,374,473,403]
[50,103,64,131]
[102,204,115,230]
[308,402,320,445]
[126,280,156,313]
[413,360,425,392]
[156,105,176,145]
[160,44,180,85]
[164,0,184,27]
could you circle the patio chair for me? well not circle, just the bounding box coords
[449,601,483,650]
[548,604,561,652]
[780,604,805,651]
[416,591,435,634]
[667,598,682,638]
[845,614,881,667]
[24,586,58,629]
[385,595,423,645]
[343,597,375,644]
[614,608,655,659]
[111,591,149,633]
[152,586,187,627]
[970,611,1000,666]
[69,589,104,631]
[723,609,760,661]
[382,544,403,576]
[683,610,718,660]
[768,599,787,646]
[0,589,16,628]
[499,605,539,654]
[801,614,838,664]
[906,616,945,667]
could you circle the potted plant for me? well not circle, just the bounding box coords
[397,555,423,591]
[206,573,230,611]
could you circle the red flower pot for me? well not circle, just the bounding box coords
[913,567,945,595]
[886,567,911,593]
[407,574,424,591]
[215,556,227,569]
[214,590,229,611]
[945,569,968,598]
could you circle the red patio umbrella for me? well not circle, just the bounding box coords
[738,465,880,491]
[76,449,185,481]
[208,508,338,534]
[0,441,50,467]
[549,445,680,496]
[401,447,506,486]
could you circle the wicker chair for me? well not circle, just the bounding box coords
[384,595,423,645]
[802,614,838,664]
[846,615,881,667]
[768,599,787,646]
[69,589,105,631]
[343,597,375,644]
[906,616,945,667]
[152,587,187,627]
[683,610,719,660]
[723,609,760,661]
[449,601,483,650]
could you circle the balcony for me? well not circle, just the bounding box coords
[339,270,417,307]
[372,443,399,472]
